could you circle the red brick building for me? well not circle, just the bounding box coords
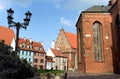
[109,0,120,73]
[55,29,77,71]
[76,0,120,74]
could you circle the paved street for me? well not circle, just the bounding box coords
[67,71,120,79]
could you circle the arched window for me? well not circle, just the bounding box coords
[93,22,103,61]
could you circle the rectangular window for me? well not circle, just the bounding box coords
[22,51,24,55]
[34,59,38,63]
[29,52,31,56]
[34,65,37,68]
[29,58,31,62]
[40,65,43,69]
[26,51,27,55]
[40,59,44,63]
[41,53,42,56]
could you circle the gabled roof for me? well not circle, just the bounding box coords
[18,38,45,53]
[65,32,77,49]
[32,41,45,53]
[18,38,33,51]
[0,26,15,45]
[83,5,111,13]
[50,48,64,57]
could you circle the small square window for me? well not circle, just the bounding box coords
[22,51,24,55]
[29,58,31,62]
[29,52,31,56]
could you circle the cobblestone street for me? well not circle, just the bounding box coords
[67,71,120,79]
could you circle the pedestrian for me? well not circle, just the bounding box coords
[64,72,67,79]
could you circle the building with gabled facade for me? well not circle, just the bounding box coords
[18,38,46,69]
[76,0,120,74]
[54,29,77,71]
[18,38,34,66]
[46,48,67,71]
[46,56,55,70]
[0,26,15,51]
[33,41,46,69]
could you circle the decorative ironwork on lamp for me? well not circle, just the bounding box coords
[7,8,32,52]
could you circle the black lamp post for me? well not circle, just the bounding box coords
[7,8,32,52]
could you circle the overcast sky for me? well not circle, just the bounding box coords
[0,0,109,50]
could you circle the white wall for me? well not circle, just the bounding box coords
[46,49,55,57]
[10,38,15,51]
[46,62,55,70]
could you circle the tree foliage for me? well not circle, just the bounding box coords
[0,40,34,79]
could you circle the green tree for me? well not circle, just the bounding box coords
[0,40,34,79]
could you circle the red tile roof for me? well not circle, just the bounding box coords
[18,38,45,53]
[32,41,45,53]
[65,32,77,49]
[50,48,65,57]
[0,26,15,45]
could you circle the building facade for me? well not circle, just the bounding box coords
[55,29,77,71]
[18,38,46,69]
[18,38,34,66]
[46,56,55,70]
[46,48,67,71]
[33,41,46,69]
[76,0,120,74]
[109,0,120,73]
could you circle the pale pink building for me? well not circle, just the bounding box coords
[33,41,46,69]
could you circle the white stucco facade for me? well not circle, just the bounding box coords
[10,38,15,51]
[46,48,68,71]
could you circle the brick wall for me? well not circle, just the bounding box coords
[110,0,120,73]
[77,13,114,74]
[55,29,77,70]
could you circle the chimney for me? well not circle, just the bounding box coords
[52,40,55,49]
[29,38,32,43]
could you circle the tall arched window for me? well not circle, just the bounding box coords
[93,22,103,61]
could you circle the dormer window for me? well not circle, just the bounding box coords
[40,48,43,50]
[35,46,39,50]
[20,43,25,48]
[28,45,32,49]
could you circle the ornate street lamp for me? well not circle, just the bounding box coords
[7,8,32,52]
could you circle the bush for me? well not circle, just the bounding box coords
[0,40,34,79]
[36,69,64,74]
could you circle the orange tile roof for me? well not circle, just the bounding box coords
[0,26,15,45]
[32,41,45,53]
[18,38,45,53]
[50,48,64,57]
[65,32,77,49]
